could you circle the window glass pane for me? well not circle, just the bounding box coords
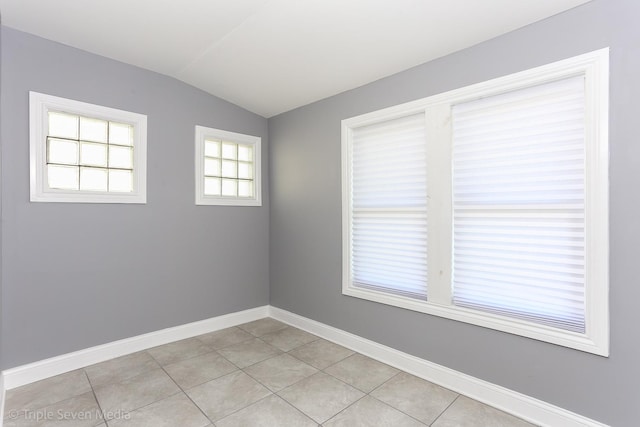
[80,117,107,143]
[238,181,254,198]
[48,112,78,139]
[221,142,237,159]
[48,138,78,165]
[108,169,133,192]
[80,142,107,167]
[109,122,133,146]
[204,177,221,196]
[205,140,220,157]
[48,164,79,190]
[238,144,253,162]
[204,158,221,176]
[222,179,238,196]
[109,145,133,169]
[80,167,108,191]
[221,160,237,178]
[238,162,253,179]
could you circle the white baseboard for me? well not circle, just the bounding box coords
[269,306,608,427]
[0,374,5,427]
[2,305,269,390]
[1,304,607,427]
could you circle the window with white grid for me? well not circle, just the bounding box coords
[30,92,147,203]
[195,126,262,206]
[342,49,609,355]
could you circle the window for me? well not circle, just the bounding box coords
[30,92,147,203]
[195,126,262,206]
[342,49,609,355]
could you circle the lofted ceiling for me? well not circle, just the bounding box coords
[0,0,591,118]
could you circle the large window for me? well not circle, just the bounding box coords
[195,126,262,206]
[342,49,609,355]
[30,92,147,203]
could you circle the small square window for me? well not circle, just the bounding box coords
[30,92,147,203]
[195,125,261,206]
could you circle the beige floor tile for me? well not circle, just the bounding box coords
[85,352,159,387]
[4,392,103,427]
[238,318,288,337]
[431,396,535,427]
[288,339,354,370]
[324,395,426,427]
[278,372,364,423]
[371,372,458,425]
[108,393,210,427]
[217,338,281,368]
[93,368,180,416]
[259,327,318,352]
[324,353,398,393]
[164,351,237,390]
[244,353,318,392]
[4,370,91,415]
[215,395,316,427]
[195,327,254,350]
[186,371,271,422]
[147,338,213,366]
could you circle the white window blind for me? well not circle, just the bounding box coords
[452,76,587,333]
[350,113,428,299]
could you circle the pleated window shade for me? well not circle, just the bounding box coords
[350,113,428,299]
[451,76,587,333]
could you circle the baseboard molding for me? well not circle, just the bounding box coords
[1,305,607,427]
[269,306,608,427]
[2,305,269,390]
[0,374,5,427]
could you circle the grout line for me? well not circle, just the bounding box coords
[269,394,319,426]
[159,364,215,426]
[320,394,368,425]
[3,371,91,423]
[367,371,401,395]
[428,394,460,426]
[84,369,108,426]
[366,393,429,426]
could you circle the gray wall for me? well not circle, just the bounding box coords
[268,0,640,425]
[0,27,270,368]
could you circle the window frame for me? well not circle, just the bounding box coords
[29,91,147,204]
[194,125,262,206]
[341,48,609,356]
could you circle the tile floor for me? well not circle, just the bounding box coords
[3,318,535,426]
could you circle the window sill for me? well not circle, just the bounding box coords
[342,285,608,356]
[30,189,146,204]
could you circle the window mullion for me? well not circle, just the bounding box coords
[425,104,453,305]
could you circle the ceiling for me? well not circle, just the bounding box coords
[1,0,591,118]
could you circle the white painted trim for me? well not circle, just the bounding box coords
[2,306,268,390]
[0,374,5,427]
[2,305,608,426]
[29,91,148,204]
[194,125,262,206]
[269,306,609,427]
[341,48,609,356]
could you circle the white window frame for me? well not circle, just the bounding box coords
[195,125,262,206]
[29,92,147,203]
[341,48,609,356]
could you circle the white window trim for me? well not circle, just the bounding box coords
[341,48,609,356]
[195,125,262,206]
[29,92,147,203]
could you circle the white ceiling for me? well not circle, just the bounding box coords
[1,0,591,118]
